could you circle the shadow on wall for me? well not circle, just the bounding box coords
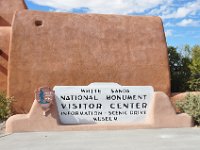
[0,65,7,75]
[0,16,10,26]
[0,49,8,60]
[0,10,10,77]
[0,48,8,75]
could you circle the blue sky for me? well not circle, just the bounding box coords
[24,0,200,47]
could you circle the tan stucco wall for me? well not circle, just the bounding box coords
[8,10,170,113]
[0,0,27,26]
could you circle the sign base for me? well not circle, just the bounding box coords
[6,92,192,133]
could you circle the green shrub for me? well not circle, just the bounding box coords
[188,78,200,91]
[0,92,13,121]
[176,93,200,125]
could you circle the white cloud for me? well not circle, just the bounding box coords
[165,22,174,27]
[165,29,173,37]
[27,0,170,14]
[27,0,200,21]
[162,1,200,19]
[148,1,173,15]
[176,19,200,27]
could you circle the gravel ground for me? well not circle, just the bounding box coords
[0,121,5,134]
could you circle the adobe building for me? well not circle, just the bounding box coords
[1,0,173,114]
[0,0,27,92]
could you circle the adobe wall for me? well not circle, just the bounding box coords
[0,27,11,92]
[8,10,170,113]
[0,0,27,26]
[0,0,27,92]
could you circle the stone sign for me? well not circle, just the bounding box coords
[6,83,193,133]
[54,83,154,124]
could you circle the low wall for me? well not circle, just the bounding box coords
[6,92,192,133]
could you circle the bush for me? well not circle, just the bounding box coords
[0,92,13,121]
[176,93,200,125]
[188,78,200,91]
